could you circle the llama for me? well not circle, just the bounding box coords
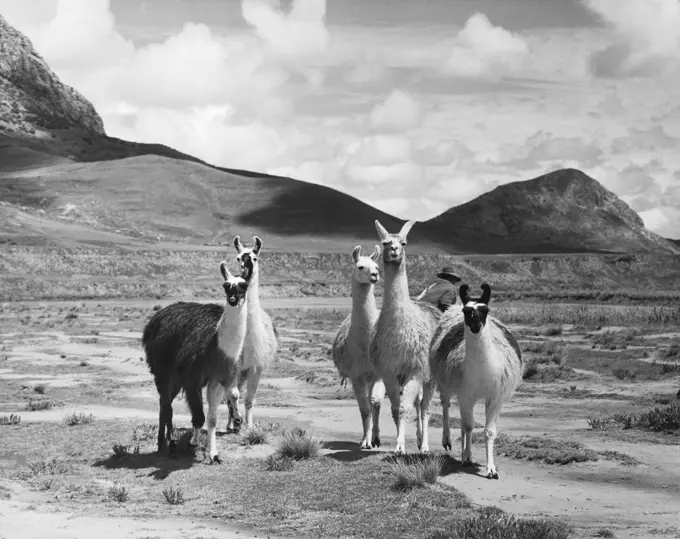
[429,282,523,479]
[332,244,387,449]
[142,260,250,464]
[225,235,279,432]
[370,219,442,454]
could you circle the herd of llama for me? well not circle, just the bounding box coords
[142,221,523,478]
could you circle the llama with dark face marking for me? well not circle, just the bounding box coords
[429,282,523,479]
[142,259,250,464]
[370,220,442,454]
[225,236,279,432]
[332,245,386,449]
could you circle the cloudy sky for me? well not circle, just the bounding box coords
[1,0,679,238]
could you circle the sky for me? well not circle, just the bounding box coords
[1,0,680,239]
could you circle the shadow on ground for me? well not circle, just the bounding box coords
[322,440,386,462]
[92,430,213,479]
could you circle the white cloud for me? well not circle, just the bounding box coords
[585,0,680,78]
[241,0,329,61]
[442,13,530,79]
[638,206,680,238]
[369,90,422,131]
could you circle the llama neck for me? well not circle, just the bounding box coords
[382,261,410,310]
[464,324,494,361]
[351,279,378,326]
[247,266,262,311]
[216,298,249,360]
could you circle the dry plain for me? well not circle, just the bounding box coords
[1,292,679,539]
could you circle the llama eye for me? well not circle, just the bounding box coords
[357,266,364,270]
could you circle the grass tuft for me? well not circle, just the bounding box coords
[264,454,295,471]
[0,414,21,425]
[241,426,268,446]
[389,454,446,492]
[163,486,185,505]
[274,428,320,460]
[429,506,572,539]
[112,443,140,458]
[593,528,616,538]
[108,484,130,503]
[33,384,46,394]
[28,458,70,476]
[63,412,95,426]
[131,422,157,442]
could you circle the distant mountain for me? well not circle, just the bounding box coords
[422,169,680,255]
[0,15,677,256]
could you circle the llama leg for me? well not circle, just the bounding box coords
[244,367,261,429]
[206,380,225,464]
[414,390,423,451]
[420,379,433,453]
[226,385,240,433]
[383,377,403,454]
[369,378,385,448]
[484,398,502,480]
[185,387,205,447]
[459,397,475,466]
[397,378,421,455]
[351,377,373,449]
[165,383,181,457]
[440,391,452,451]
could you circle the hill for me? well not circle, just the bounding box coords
[422,169,679,255]
[0,14,678,255]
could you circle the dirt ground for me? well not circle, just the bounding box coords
[1,297,679,539]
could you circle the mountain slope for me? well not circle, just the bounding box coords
[0,154,441,252]
[423,169,679,255]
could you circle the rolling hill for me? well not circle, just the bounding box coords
[0,13,678,255]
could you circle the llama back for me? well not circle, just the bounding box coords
[142,302,224,377]
[241,307,278,369]
[371,300,441,379]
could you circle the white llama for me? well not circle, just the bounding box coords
[332,245,387,449]
[142,260,250,464]
[429,282,523,479]
[370,220,442,454]
[226,236,279,431]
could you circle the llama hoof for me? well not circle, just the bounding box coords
[420,444,430,454]
[394,444,406,455]
[486,471,499,480]
[372,436,381,448]
[210,454,221,465]
[359,440,372,450]
[442,440,452,451]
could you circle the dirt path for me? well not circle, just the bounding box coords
[0,482,272,539]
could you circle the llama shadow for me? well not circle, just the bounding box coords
[380,453,482,477]
[92,430,217,480]
[323,440,386,462]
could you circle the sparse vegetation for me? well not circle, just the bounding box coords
[593,528,616,538]
[108,484,130,503]
[111,443,139,458]
[26,398,62,411]
[493,435,637,465]
[588,403,680,432]
[0,414,21,425]
[63,412,94,426]
[33,384,46,394]
[131,422,157,442]
[163,486,185,505]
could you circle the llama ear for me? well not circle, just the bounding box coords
[220,261,232,281]
[253,236,262,255]
[351,245,361,263]
[375,220,389,242]
[459,284,470,305]
[398,220,416,241]
[371,244,381,261]
[480,282,491,305]
[233,236,244,254]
